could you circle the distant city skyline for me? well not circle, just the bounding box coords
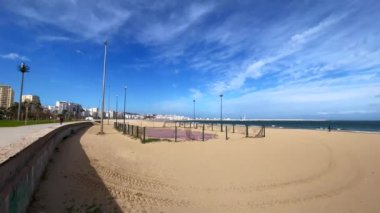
[1,0,380,120]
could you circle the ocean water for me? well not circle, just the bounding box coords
[188,120,380,133]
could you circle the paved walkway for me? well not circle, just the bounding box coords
[0,123,63,147]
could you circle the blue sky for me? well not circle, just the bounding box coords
[1,0,380,119]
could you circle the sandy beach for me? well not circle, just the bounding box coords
[29,121,380,212]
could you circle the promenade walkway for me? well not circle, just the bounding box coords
[0,122,84,163]
[0,123,62,147]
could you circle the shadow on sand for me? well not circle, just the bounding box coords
[28,127,123,212]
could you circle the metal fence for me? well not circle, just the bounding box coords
[114,122,215,143]
[114,122,265,143]
[176,122,266,139]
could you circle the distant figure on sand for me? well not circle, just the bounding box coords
[328,125,331,132]
[59,116,64,125]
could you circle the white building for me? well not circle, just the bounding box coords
[55,101,83,118]
[0,85,14,108]
[22,95,40,104]
[87,107,98,118]
[106,110,115,119]
[155,114,187,120]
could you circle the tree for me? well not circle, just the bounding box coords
[17,63,30,120]
[8,102,23,120]
[0,107,5,120]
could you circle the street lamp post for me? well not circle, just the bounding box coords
[193,99,196,120]
[99,41,108,134]
[17,63,29,121]
[220,94,223,132]
[123,86,127,126]
[107,85,110,125]
[116,95,118,124]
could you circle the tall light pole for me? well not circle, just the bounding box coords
[220,94,223,132]
[99,41,108,134]
[17,63,29,121]
[123,86,127,126]
[107,85,110,125]
[115,95,118,123]
[193,99,196,120]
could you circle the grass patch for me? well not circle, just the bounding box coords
[0,120,59,127]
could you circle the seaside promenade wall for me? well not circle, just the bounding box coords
[0,121,93,213]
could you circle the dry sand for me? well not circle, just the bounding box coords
[29,121,380,212]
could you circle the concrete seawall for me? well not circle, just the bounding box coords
[0,122,93,213]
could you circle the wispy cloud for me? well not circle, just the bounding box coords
[4,0,131,41]
[132,2,215,45]
[38,35,71,41]
[0,53,30,61]
[189,88,202,100]
[209,14,344,94]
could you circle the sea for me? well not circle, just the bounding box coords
[185,120,380,133]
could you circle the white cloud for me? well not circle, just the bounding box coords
[38,35,71,41]
[1,53,30,61]
[218,72,380,118]
[210,15,343,94]
[189,88,202,99]
[134,3,215,44]
[4,0,131,41]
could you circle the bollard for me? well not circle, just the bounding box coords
[137,126,139,138]
[263,125,266,137]
[123,124,126,134]
[142,127,146,143]
[132,125,134,136]
[246,125,248,137]
[233,124,235,133]
[202,124,205,141]
[211,123,213,131]
[225,126,228,140]
[175,126,177,142]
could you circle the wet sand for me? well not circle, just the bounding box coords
[29,122,380,212]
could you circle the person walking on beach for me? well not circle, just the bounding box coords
[328,125,331,132]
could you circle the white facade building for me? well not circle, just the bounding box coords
[22,95,40,104]
[0,85,14,108]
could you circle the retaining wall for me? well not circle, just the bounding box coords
[0,122,93,213]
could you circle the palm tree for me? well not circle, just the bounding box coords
[17,63,29,121]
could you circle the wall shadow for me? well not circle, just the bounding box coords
[28,127,123,212]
